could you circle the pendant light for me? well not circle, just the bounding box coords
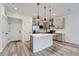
[49,8,54,26]
[37,3,40,21]
[44,6,46,21]
[49,9,52,21]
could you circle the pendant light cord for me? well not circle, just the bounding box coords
[49,9,51,20]
[37,3,40,19]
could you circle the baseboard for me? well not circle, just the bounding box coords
[64,41,79,46]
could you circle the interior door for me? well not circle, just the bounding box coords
[8,17,22,41]
[10,23,22,41]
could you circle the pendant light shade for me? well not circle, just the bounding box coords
[49,8,54,26]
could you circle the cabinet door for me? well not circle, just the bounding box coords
[56,33,62,42]
[54,17,64,29]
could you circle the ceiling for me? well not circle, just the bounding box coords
[4,3,79,19]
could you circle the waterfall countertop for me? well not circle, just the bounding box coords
[30,33,54,52]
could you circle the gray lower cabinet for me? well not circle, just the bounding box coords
[53,33,64,42]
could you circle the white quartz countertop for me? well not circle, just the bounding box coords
[31,33,55,37]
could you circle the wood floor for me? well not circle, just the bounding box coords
[0,40,79,56]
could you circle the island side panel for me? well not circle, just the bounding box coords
[33,35,53,53]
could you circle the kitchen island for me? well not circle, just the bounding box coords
[30,34,53,53]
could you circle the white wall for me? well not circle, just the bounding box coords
[0,4,9,52]
[1,16,9,51]
[0,4,2,51]
[64,12,79,45]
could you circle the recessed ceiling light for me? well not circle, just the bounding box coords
[14,7,18,10]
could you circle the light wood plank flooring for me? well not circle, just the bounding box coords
[0,40,79,56]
